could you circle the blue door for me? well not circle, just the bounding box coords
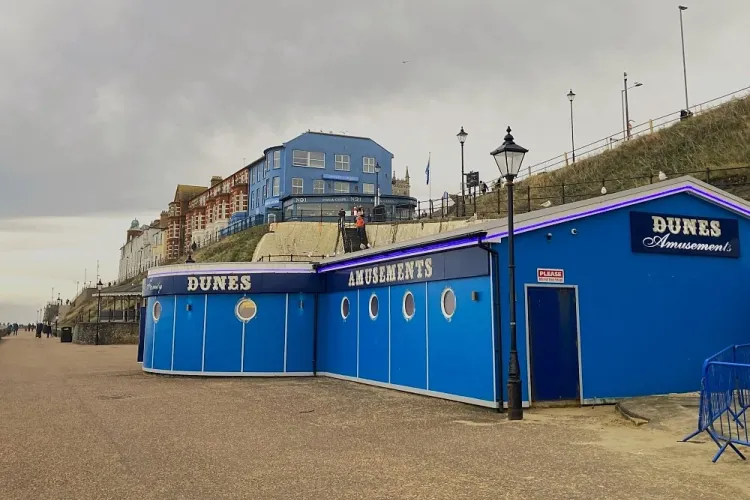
[527,286,580,402]
[137,306,146,363]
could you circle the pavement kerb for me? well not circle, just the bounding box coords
[615,400,650,426]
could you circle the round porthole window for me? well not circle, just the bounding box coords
[441,288,456,320]
[235,298,257,322]
[403,291,415,320]
[369,294,379,320]
[152,301,162,322]
[341,297,350,320]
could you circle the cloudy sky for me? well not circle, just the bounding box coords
[0,0,748,322]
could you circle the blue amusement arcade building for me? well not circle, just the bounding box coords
[140,176,750,408]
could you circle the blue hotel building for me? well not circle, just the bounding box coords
[247,131,417,223]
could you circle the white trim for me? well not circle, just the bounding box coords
[340,296,350,320]
[502,401,531,409]
[201,294,208,372]
[489,256,497,405]
[170,295,177,370]
[368,293,379,320]
[356,289,360,378]
[388,286,392,384]
[143,367,314,377]
[440,287,456,320]
[318,372,499,409]
[524,284,584,406]
[283,293,289,372]
[148,262,315,278]
[402,290,415,321]
[241,316,246,372]
[150,299,156,369]
[425,281,429,390]
[235,297,257,322]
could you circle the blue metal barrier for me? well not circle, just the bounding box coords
[682,344,750,462]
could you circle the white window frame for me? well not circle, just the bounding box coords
[333,182,350,194]
[362,183,375,194]
[292,150,325,169]
[335,154,351,172]
[313,180,325,194]
[363,157,376,174]
[272,177,280,197]
[292,178,304,194]
[273,150,281,169]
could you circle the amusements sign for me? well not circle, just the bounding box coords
[142,272,322,297]
[326,245,490,291]
[629,211,740,258]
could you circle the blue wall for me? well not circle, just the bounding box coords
[249,132,394,218]
[494,193,750,403]
[316,275,497,405]
[142,293,315,375]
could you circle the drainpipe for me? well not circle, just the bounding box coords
[478,240,504,413]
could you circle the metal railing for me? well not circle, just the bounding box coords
[683,344,750,462]
[257,254,328,262]
[78,309,140,323]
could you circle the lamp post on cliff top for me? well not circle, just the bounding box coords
[96,279,103,345]
[567,89,576,163]
[375,162,382,206]
[457,127,468,216]
[490,126,528,421]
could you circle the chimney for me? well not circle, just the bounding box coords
[210,176,223,187]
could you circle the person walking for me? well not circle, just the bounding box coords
[355,210,366,250]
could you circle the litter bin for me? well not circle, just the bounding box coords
[60,327,73,343]
[372,204,386,223]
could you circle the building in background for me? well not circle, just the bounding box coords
[391,167,411,197]
[248,131,416,222]
[186,168,249,248]
[118,219,166,282]
[166,184,207,260]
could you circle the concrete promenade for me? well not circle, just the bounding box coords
[0,332,747,499]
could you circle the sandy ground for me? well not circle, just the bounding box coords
[0,332,747,500]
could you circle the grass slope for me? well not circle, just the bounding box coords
[470,95,750,215]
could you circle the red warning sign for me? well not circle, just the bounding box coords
[536,268,564,283]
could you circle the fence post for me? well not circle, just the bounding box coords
[417,200,421,218]
[706,168,711,183]
[649,119,654,134]
[563,151,569,167]
[527,186,532,212]
[496,188,501,214]
[561,181,566,205]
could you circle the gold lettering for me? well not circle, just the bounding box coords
[239,275,252,291]
[414,260,424,278]
[682,219,697,236]
[364,268,373,285]
[355,270,364,286]
[348,272,356,287]
[228,276,239,291]
[187,277,199,291]
[397,263,405,280]
[405,261,415,280]
[386,265,396,282]
[425,258,433,278]
[199,277,212,291]
[379,266,386,283]
[371,267,379,284]
[212,276,226,291]
[666,217,682,235]
[698,219,710,236]
[652,216,667,234]
[710,220,722,237]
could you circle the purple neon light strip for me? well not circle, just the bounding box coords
[315,235,483,273]
[482,185,750,241]
[148,268,314,278]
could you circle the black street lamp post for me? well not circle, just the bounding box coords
[679,5,690,111]
[490,126,529,421]
[96,279,103,345]
[567,89,576,163]
[457,127,468,216]
[375,162,382,206]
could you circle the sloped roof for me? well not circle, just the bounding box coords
[282,131,394,157]
[99,282,143,297]
[173,184,208,203]
[316,175,750,271]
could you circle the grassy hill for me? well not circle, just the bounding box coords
[466,94,750,217]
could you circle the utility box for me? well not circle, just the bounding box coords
[60,327,73,343]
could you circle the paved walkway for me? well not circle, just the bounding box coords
[0,332,748,500]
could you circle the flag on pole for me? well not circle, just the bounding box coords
[425,153,431,185]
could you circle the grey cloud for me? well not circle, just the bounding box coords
[0,0,747,219]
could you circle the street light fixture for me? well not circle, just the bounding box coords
[490,126,529,421]
[678,5,690,111]
[96,279,103,345]
[375,162,382,206]
[457,127,468,216]
[567,89,576,163]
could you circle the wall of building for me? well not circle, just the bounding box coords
[142,293,316,374]
[316,246,497,406]
[73,322,139,345]
[493,192,750,404]
[118,226,165,282]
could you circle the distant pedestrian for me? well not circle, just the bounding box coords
[481,182,488,195]
[355,212,366,249]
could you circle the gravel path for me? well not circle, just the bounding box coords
[0,332,746,500]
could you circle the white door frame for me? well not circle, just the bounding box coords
[523,283,584,407]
